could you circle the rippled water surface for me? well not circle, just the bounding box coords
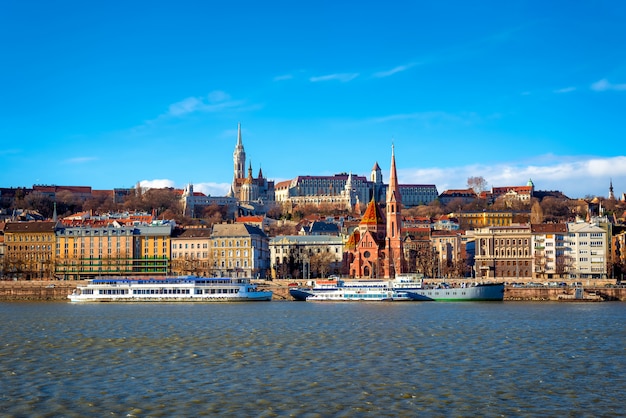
[1,301,625,417]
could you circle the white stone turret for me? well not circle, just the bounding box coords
[233,123,246,187]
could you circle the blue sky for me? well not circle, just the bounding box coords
[1,1,625,200]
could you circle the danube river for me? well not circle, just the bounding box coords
[1,301,625,417]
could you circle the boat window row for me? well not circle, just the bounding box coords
[195,288,239,294]
[98,289,129,295]
[132,289,190,295]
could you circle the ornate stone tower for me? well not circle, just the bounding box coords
[344,172,357,211]
[233,123,246,189]
[370,162,383,201]
[384,145,404,278]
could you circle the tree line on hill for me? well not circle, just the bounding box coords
[3,183,624,232]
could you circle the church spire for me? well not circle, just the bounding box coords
[388,144,400,205]
[233,122,246,191]
[385,143,404,278]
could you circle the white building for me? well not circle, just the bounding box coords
[565,221,607,279]
[269,235,344,279]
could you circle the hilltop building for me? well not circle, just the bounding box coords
[227,123,275,213]
[274,164,438,210]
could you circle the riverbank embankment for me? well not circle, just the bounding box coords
[1,279,625,301]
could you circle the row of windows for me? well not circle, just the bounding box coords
[214,260,249,268]
[171,252,209,259]
[493,249,530,257]
[6,235,54,242]
[59,230,132,236]
[6,254,52,261]
[173,243,209,249]
[214,240,250,248]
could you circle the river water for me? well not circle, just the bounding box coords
[1,301,625,417]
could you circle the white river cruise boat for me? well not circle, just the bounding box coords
[293,275,425,302]
[68,276,273,302]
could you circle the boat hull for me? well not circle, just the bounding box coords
[289,288,315,301]
[406,283,505,301]
[68,292,273,303]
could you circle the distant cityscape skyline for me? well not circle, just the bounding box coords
[2,2,625,199]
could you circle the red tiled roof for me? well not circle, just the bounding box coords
[360,199,384,225]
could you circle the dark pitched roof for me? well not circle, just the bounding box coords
[4,221,57,233]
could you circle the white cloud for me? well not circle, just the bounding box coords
[591,79,626,92]
[553,86,576,94]
[399,156,626,199]
[310,73,359,82]
[135,180,230,197]
[194,182,231,196]
[139,179,175,189]
[373,64,414,78]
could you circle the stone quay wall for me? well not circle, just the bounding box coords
[1,279,625,302]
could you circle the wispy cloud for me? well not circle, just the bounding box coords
[591,79,626,92]
[400,155,626,199]
[372,64,415,78]
[369,111,480,126]
[167,90,246,117]
[310,73,359,82]
[64,157,97,164]
[554,86,576,94]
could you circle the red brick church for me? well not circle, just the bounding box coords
[345,146,404,278]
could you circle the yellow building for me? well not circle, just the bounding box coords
[451,211,515,229]
[55,225,135,280]
[3,221,57,280]
[133,222,173,274]
[211,223,269,278]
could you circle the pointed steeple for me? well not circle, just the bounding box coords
[609,178,615,200]
[233,122,246,182]
[237,122,243,147]
[387,144,401,206]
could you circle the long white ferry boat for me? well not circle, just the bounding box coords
[290,275,504,302]
[291,275,424,302]
[68,276,273,302]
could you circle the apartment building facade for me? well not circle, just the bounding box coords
[211,223,269,279]
[3,221,57,280]
[269,235,344,279]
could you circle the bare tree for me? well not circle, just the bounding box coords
[467,176,488,194]
[530,200,544,224]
